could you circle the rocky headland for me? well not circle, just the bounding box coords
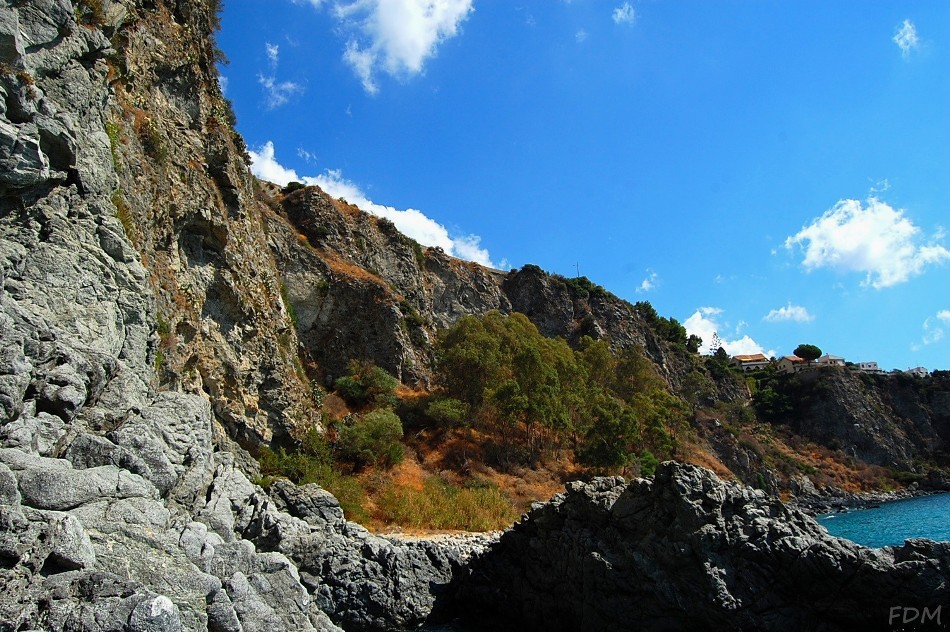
[1,1,949,631]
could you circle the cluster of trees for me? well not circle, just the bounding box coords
[633,301,700,352]
[433,312,688,471]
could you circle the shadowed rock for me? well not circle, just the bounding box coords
[455,462,950,632]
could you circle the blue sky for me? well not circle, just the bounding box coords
[218,1,949,372]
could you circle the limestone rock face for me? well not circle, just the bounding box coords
[101,0,318,444]
[456,462,950,632]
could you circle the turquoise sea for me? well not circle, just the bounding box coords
[818,492,950,548]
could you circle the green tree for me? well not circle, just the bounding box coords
[425,397,469,427]
[638,450,659,477]
[686,334,702,354]
[578,393,638,469]
[793,344,822,363]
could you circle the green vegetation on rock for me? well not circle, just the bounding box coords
[436,311,687,471]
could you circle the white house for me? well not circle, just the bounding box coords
[730,353,770,372]
[905,367,929,377]
[817,354,846,367]
[777,355,807,374]
[856,361,884,374]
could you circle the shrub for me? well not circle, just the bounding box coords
[400,300,426,328]
[256,430,369,523]
[333,360,399,408]
[138,118,166,161]
[111,189,135,242]
[639,450,659,477]
[105,121,121,170]
[376,476,517,531]
[336,408,404,469]
[425,397,469,427]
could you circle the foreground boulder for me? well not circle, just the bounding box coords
[456,462,950,631]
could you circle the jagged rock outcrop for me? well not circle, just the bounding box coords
[455,461,950,631]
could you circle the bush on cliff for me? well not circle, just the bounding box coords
[257,427,369,522]
[334,360,399,409]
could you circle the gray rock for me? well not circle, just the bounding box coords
[268,478,345,528]
[106,391,215,496]
[127,595,184,632]
[0,8,23,63]
[0,462,19,504]
[36,508,97,571]
[0,505,94,575]
[5,569,181,632]
[0,447,72,471]
[0,120,51,190]
[0,410,66,455]
[17,464,157,510]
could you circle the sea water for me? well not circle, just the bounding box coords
[818,492,950,548]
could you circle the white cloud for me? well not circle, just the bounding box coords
[612,2,635,25]
[292,0,324,7]
[784,198,950,289]
[297,147,317,163]
[258,74,304,109]
[249,141,501,268]
[575,29,588,43]
[636,270,657,293]
[763,303,814,323]
[684,307,773,356]
[343,40,379,95]
[248,141,302,184]
[334,0,474,94]
[265,42,280,67]
[919,309,950,347]
[894,19,919,58]
[257,43,303,109]
[218,75,228,95]
[921,317,945,346]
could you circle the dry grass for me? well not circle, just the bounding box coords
[319,251,388,287]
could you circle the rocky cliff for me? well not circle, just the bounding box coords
[265,183,688,389]
[101,0,318,445]
[762,368,950,470]
[0,1,469,630]
[1,1,949,631]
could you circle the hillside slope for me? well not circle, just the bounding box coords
[263,183,950,495]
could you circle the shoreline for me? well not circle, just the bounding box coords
[790,486,946,516]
